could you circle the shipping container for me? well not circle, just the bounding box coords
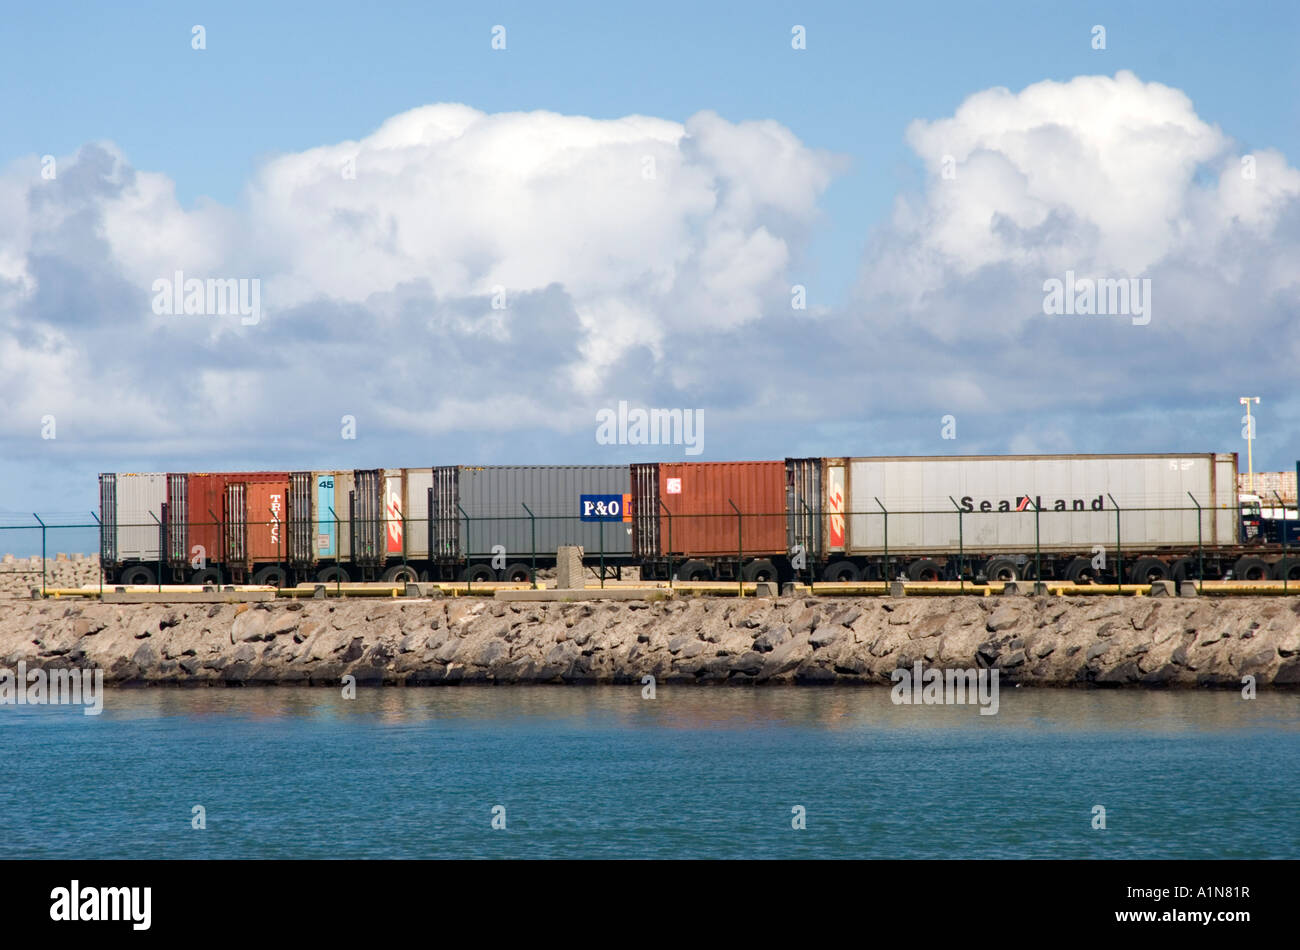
[288,472,314,568]
[404,468,433,560]
[165,473,188,567]
[351,469,384,566]
[435,465,633,561]
[633,461,786,558]
[245,478,289,563]
[1239,470,1297,504]
[842,454,1239,555]
[100,473,167,563]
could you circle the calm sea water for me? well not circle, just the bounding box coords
[1,686,1296,859]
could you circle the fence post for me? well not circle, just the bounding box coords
[1028,493,1041,584]
[1187,492,1203,593]
[801,498,815,593]
[33,514,46,596]
[328,506,341,596]
[148,511,162,591]
[457,503,472,592]
[208,507,223,588]
[1107,494,1122,592]
[949,497,964,591]
[728,499,742,598]
[874,498,889,582]
[91,512,102,597]
[522,503,536,589]
[272,506,280,586]
[659,497,673,588]
[1275,491,1288,593]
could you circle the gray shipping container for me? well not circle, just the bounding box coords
[101,472,167,563]
[841,453,1238,554]
[435,465,633,560]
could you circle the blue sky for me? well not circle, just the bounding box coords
[5,1,1295,303]
[1,0,1299,535]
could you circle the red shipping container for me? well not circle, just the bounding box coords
[182,472,287,568]
[651,461,787,557]
[244,478,290,563]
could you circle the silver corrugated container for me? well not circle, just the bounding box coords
[844,454,1238,554]
[110,473,167,562]
[438,465,632,560]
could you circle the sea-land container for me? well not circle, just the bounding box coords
[434,465,633,561]
[100,473,167,564]
[632,461,786,558]
[840,453,1239,554]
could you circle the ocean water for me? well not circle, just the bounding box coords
[1,686,1296,859]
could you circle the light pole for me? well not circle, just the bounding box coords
[1240,397,1260,493]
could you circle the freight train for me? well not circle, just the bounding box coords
[97,453,1300,587]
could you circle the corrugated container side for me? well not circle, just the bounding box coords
[404,468,433,559]
[186,473,233,569]
[224,482,246,567]
[655,461,786,558]
[332,471,355,562]
[845,454,1230,554]
[115,473,167,562]
[455,465,633,559]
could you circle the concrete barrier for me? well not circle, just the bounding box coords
[556,546,584,590]
[495,588,674,602]
[1179,581,1198,598]
[1150,580,1176,597]
[889,581,906,597]
[753,582,778,598]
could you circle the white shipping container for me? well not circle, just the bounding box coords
[114,473,167,562]
[404,468,433,559]
[844,454,1238,554]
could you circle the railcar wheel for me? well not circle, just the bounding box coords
[676,559,713,582]
[1063,557,1097,584]
[984,558,1019,583]
[1127,557,1167,584]
[1232,556,1270,582]
[742,559,778,582]
[504,562,534,583]
[1272,558,1300,581]
[461,563,496,583]
[382,564,419,584]
[907,559,942,582]
[821,560,860,582]
[252,565,287,587]
[120,565,156,586]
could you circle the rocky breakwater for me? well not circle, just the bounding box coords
[2,595,1300,687]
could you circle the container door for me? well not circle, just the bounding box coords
[288,472,314,568]
[785,459,823,562]
[224,482,247,569]
[631,463,660,558]
[166,473,189,568]
[352,470,383,566]
[432,466,459,561]
[99,474,118,564]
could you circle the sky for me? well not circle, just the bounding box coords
[1,1,1299,537]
